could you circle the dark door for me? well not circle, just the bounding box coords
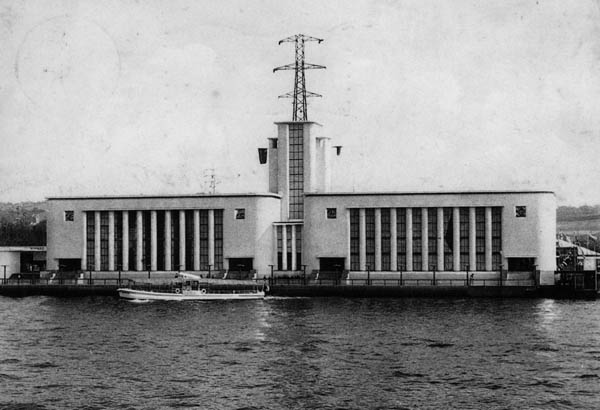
[58,259,81,271]
[319,258,345,272]
[507,257,535,271]
[228,258,254,280]
[229,258,253,271]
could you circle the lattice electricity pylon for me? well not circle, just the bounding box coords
[273,34,325,121]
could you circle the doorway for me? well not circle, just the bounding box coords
[319,258,345,272]
[57,258,81,271]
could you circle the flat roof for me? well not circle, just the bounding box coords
[47,193,282,201]
[305,190,554,197]
[274,120,322,126]
[0,246,47,252]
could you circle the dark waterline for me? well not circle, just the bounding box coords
[1,297,599,409]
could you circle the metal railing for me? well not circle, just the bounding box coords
[0,278,135,286]
[267,276,536,287]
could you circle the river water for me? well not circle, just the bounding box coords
[0,296,599,409]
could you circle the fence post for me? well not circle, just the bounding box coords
[366,265,371,286]
[268,265,274,286]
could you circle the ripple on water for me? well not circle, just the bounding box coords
[0,297,599,409]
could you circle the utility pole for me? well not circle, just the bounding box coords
[274,34,325,121]
[203,168,217,194]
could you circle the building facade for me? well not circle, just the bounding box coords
[46,121,557,284]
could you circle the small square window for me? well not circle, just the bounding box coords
[515,206,526,218]
[64,210,74,222]
[235,208,245,220]
[327,208,337,219]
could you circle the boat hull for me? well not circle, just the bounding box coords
[117,288,265,301]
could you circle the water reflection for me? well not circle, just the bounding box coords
[0,297,599,409]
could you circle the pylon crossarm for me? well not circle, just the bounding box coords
[278,91,322,99]
[273,63,296,72]
[303,63,326,70]
[278,34,323,44]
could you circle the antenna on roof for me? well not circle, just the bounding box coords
[273,34,325,121]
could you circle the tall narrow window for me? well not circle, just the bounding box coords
[156,211,165,270]
[492,207,502,270]
[214,210,224,270]
[100,211,109,271]
[381,209,391,271]
[459,208,469,271]
[476,208,485,271]
[396,208,406,270]
[171,211,179,271]
[128,211,136,271]
[428,208,437,271]
[115,212,122,270]
[412,209,422,271]
[365,209,375,270]
[296,225,302,271]
[143,211,151,271]
[86,212,95,271]
[199,210,209,270]
[443,208,453,271]
[288,124,304,219]
[350,209,360,270]
[276,225,283,270]
[185,210,194,270]
[286,225,293,270]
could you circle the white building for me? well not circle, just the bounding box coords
[46,121,557,285]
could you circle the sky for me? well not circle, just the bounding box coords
[0,0,599,206]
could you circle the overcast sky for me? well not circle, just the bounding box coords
[1,0,599,205]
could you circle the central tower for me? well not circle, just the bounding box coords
[270,34,329,221]
[261,35,332,273]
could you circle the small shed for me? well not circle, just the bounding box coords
[556,239,600,271]
[0,246,47,280]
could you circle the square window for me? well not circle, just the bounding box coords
[235,209,245,220]
[64,210,74,222]
[515,206,526,218]
[326,208,337,219]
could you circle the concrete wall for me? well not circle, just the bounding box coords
[46,194,281,276]
[0,251,20,278]
[304,191,556,281]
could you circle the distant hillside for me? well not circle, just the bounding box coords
[0,202,46,225]
[557,205,600,233]
[0,202,46,246]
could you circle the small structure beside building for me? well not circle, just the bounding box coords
[0,246,47,280]
[556,239,600,272]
